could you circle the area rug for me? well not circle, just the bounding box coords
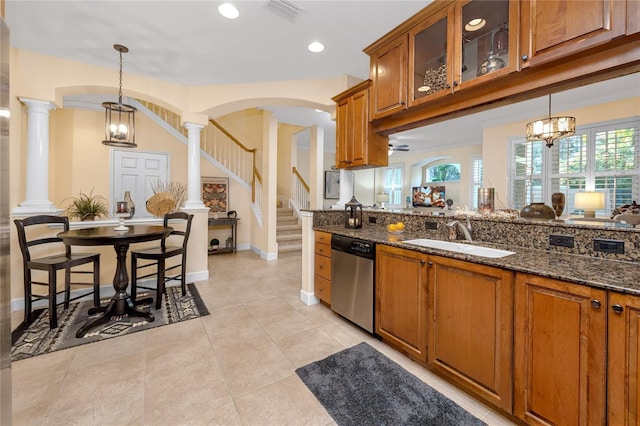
[296,342,487,426]
[11,283,209,362]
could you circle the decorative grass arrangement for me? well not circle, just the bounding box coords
[64,189,109,221]
[151,181,187,212]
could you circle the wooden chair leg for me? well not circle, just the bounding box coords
[93,258,100,307]
[23,271,32,325]
[49,269,58,329]
[130,254,138,301]
[156,259,165,310]
[181,265,186,296]
[64,267,71,309]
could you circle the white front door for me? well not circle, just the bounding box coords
[112,149,170,218]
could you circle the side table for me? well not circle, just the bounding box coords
[208,216,239,254]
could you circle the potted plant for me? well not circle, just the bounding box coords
[64,189,109,221]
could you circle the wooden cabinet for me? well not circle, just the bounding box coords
[367,35,408,119]
[519,0,627,68]
[428,256,514,413]
[332,80,388,170]
[514,273,607,425]
[314,231,332,305]
[608,291,640,425]
[375,244,428,364]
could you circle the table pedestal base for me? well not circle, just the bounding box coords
[76,293,155,338]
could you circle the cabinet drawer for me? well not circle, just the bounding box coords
[315,231,332,245]
[314,254,332,281]
[315,242,331,257]
[314,274,331,305]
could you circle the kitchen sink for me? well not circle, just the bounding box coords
[402,239,516,258]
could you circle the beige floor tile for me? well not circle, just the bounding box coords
[215,340,294,397]
[235,374,333,426]
[276,327,345,368]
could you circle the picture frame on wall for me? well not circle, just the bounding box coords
[324,170,340,199]
[202,177,229,213]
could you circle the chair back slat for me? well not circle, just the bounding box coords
[14,215,71,261]
[161,212,194,250]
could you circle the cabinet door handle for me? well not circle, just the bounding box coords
[521,54,529,61]
[420,260,425,265]
[427,261,433,266]
[591,299,601,309]
[445,84,451,89]
[612,304,624,314]
[453,81,459,87]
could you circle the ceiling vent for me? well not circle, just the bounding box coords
[264,0,305,21]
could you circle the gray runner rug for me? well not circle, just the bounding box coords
[296,342,487,426]
[11,283,209,361]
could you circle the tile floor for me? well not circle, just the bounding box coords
[11,250,516,425]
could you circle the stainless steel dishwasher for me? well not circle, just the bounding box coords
[331,234,375,333]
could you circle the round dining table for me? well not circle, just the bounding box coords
[58,224,172,337]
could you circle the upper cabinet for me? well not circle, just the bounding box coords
[519,0,627,68]
[361,0,639,135]
[332,80,388,169]
[368,34,408,119]
[409,0,519,108]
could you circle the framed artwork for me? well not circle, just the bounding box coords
[202,177,229,213]
[324,170,340,199]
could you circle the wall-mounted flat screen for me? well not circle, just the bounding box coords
[412,186,446,208]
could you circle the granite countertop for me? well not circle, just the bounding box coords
[314,225,640,296]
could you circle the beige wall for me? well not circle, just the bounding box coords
[483,97,640,209]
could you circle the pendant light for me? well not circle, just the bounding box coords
[102,44,137,148]
[525,94,575,148]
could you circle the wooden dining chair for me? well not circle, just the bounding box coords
[14,215,101,329]
[130,212,194,309]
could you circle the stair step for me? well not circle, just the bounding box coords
[277,234,302,242]
[278,244,302,253]
[277,223,302,231]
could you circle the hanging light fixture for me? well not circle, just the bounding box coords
[526,94,575,148]
[102,44,137,148]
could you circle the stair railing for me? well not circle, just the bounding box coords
[291,167,310,213]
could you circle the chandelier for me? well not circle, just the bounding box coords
[102,44,137,148]
[525,94,575,148]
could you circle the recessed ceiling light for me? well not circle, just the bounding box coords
[218,3,239,19]
[465,18,486,31]
[308,41,325,53]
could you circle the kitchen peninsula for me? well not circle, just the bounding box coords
[303,208,640,424]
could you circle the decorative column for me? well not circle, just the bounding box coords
[183,122,206,209]
[309,126,324,210]
[13,98,58,214]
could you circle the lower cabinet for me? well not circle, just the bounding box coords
[428,256,514,413]
[376,245,428,364]
[314,231,332,305]
[514,273,607,425]
[608,291,640,425]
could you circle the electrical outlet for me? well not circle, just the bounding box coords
[368,216,377,224]
[594,238,624,254]
[549,234,574,248]
[425,221,438,230]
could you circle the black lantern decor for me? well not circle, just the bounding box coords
[344,196,363,229]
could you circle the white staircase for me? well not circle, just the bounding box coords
[276,208,302,253]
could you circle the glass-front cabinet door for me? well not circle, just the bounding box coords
[456,0,518,89]
[409,6,454,107]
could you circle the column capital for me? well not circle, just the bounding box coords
[18,97,56,112]
[184,122,205,132]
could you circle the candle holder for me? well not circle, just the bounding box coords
[344,196,363,229]
[114,200,130,231]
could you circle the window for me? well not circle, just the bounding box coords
[470,157,483,208]
[383,163,404,208]
[425,163,461,182]
[511,118,639,216]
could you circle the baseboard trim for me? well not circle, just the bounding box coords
[300,289,319,306]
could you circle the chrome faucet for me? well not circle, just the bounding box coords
[446,215,473,241]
